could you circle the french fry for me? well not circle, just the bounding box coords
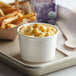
[2,8,17,15]
[15,0,19,9]
[21,12,35,19]
[29,16,36,21]
[9,1,26,6]
[12,12,35,24]
[1,16,18,29]
[19,9,25,15]
[2,16,18,26]
[17,12,23,17]
[6,24,17,29]
[16,19,28,25]
[0,1,35,30]
[0,9,4,16]
[7,11,18,16]
[0,25,5,29]
[0,1,12,8]
[11,17,23,25]
[20,1,32,14]
[19,19,28,25]
[0,11,18,25]
[0,11,25,26]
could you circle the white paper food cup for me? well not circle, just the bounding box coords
[17,23,59,63]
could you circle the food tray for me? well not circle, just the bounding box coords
[0,24,76,76]
[0,46,76,76]
[0,1,76,75]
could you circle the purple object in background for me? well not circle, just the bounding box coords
[34,0,57,25]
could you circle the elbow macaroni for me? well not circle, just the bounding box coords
[19,24,58,38]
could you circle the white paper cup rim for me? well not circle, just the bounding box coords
[17,23,59,39]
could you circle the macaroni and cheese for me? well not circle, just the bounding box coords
[19,24,58,38]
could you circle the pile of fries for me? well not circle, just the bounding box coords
[0,0,36,29]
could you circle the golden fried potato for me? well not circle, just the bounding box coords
[1,8,17,15]
[0,1,12,8]
[0,0,35,29]
[0,11,18,25]
[6,24,17,29]
[2,16,18,25]
[15,0,19,9]
[9,1,26,6]
[0,9,4,16]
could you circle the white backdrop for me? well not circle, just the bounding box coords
[57,0,76,9]
[0,0,76,9]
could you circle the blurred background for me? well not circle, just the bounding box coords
[0,0,76,9]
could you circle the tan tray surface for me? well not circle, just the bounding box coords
[0,37,76,75]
